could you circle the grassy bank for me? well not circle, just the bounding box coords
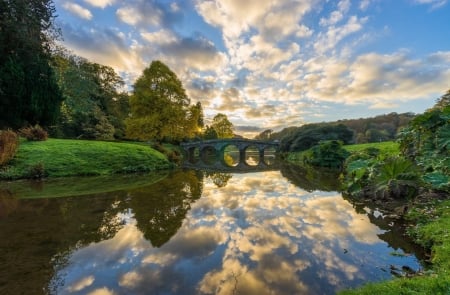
[340,142,449,294]
[343,141,399,155]
[0,139,173,179]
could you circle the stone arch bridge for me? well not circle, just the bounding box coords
[180,139,280,172]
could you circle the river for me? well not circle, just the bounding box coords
[0,164,426,294]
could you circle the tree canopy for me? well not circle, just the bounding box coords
[51,49,129,139]
[126,61,205,142]
[0,0,63,129]
[280,123,354,152]
[210,113,234,139]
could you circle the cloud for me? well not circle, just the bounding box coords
[411,0,447,9]
[116,0,184,28]
[62,2,93,20]
[58,23,146,79]
[83,0,115,9]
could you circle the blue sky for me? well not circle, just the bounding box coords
[54,0,450,137]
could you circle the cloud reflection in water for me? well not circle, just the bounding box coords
[52,171,420,295]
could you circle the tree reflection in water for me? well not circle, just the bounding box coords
[0,168,426,295]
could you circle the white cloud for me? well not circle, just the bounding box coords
[62,2,93,20]
[301,51,450,107]
[83,0,115,9]
[359,0,372,10]
[411,0,447,9]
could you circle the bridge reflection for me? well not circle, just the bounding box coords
[180,139,280,173]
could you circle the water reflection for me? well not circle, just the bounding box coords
[0,169,424,295]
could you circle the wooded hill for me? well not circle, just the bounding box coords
[260,112,415,152]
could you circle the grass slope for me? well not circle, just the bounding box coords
[343,141,399,155]
[0,139,173,179]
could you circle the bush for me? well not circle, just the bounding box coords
[19,124,48,141]
[303,140,350,169]
[0,129,19,166]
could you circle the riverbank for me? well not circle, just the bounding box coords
[0,138,173,180]
[340,198,450,294]
[284,141,450,294]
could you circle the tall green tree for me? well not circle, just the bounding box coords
[125,61,191,141]
[211,113,234,138]
[0,0,63,129]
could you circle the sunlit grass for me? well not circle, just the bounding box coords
[0,139,173,179]
[343,141,400,155]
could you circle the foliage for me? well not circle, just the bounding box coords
[407,199,450,271]
[19,124,49,141]
[301,140,350,169]
[271,113,414,144]
[0,0,63,129]
[339,273,450,295]
[342,143,421,199]
[280,123,354,152]
[125,60,193,142]
[398,92,450,192]
[51,50,129,140]
[185,102,205,138]
[0,129,19,166]
[254,129,273,140]
[203,125,218,139]
[372,156,421,199]
[210,113,234,139]
[0,139,173,180]
[151,142,182,164]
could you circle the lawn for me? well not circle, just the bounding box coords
[0,139,173,179]
[343,141,400,155]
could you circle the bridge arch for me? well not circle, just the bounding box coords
[180,139,280,170]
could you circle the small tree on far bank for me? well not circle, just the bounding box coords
[211,113,234,139]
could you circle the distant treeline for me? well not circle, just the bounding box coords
[255,112,416,152]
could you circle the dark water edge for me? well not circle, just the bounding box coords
[0,167,428,295]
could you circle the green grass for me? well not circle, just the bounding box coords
[0,138,173,179]
[343,141,400,155]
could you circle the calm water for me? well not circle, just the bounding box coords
[0,167,425,295]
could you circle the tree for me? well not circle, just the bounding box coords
[211,113,234,138]
[186,102,204,138]
[255,129,273,140]
[125,61,191,141]
[280,123,354,152]
[0,0,63,129]
[51,50,129,139]
[203,125,218,139]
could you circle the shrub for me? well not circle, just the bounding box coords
[27,162,47,179]
[0,129,19,166]
[302,140,350,169]
[19,124,48,141]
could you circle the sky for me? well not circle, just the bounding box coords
[54,0,450,137]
